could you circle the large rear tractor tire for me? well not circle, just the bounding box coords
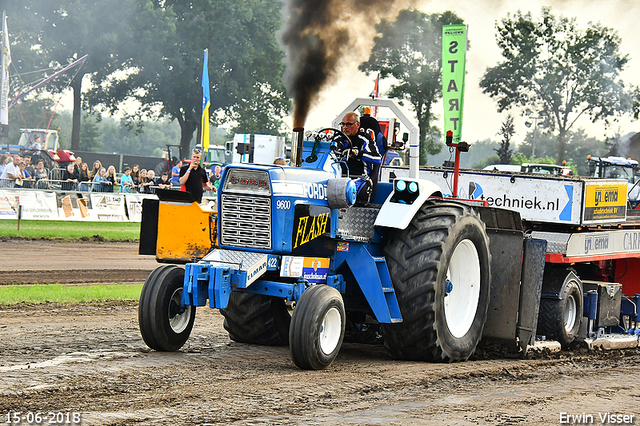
[537,270,583,348]
[290,285,346,370]
[221,292,291,346]
[138,265,195,351]
[381,201,492,362]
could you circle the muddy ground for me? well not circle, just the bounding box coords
[0,240,158,285]
[1,240,640,425]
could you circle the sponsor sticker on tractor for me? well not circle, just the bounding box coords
[280,256,330,283]
[281,256,304,277]
[337,242,349,252]
[301,257,329,283]
[246,255,268,286]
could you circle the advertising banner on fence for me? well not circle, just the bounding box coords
[22,191,58,219]
[88,193,128,221]
[0,190,18,218]
[0,190,58,219]
[0,189,210,222]
[0,189,151,222]
[123,193,157,222]
[53,192,128,221]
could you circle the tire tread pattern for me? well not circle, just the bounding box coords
[139,265,175,351]
[289,285,345,370]
[380,201,491,362]
[221,292,291,346]
[139,265,195,351]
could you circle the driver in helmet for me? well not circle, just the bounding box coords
[338,111,382,204]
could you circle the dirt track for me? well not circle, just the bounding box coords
[1,240,640,425]
[0,240,157,285]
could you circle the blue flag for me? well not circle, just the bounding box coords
[201,49,210,154]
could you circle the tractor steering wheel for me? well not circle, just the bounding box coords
[316,128,352,163]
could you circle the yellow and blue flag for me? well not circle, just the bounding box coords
[200,48,210,156]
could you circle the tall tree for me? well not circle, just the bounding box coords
[79,112,102,152]
[359,9,464,164]
[495,114,514,164]
[5,0,135,151]
[87,0,289,156]
[480,8,639,163]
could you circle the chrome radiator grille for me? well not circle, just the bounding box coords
[220,194,272,249]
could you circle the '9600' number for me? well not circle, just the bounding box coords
[275,200,291,210]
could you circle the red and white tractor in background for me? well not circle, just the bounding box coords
[2,128,76,172]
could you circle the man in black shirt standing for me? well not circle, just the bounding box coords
[179,149,212,203]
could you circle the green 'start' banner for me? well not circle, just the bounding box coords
[442,25,467,144]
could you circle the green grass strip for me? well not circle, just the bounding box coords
[0,284,143,305]
[0,220,141,241]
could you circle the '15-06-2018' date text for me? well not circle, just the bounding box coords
[5,411,82,425]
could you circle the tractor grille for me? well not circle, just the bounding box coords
[220,194,271,249]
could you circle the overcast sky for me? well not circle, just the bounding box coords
[303,0,640,146]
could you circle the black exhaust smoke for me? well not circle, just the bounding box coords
[279,0,416,129]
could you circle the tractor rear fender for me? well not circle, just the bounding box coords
[374,179,443,230]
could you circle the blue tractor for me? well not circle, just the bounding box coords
[138,99,544,370]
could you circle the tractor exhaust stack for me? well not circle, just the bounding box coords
[291,127,304,167]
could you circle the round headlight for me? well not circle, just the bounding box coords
[395,180,406,192]
[346,179,357,205]
[408,181,418,193]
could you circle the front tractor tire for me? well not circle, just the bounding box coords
[221,292,291,346]
[138,265,196,351]
[290,285,346,370]
[381,201,492,362]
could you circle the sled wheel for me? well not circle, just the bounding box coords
[220,292,291,346]
[537,270,583,348]
[289,285,345,370]
[138,265,195,351]
[381,201,492,362]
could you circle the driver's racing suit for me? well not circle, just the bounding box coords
[340,130,382,204]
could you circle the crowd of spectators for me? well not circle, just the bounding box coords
[0,152,227,197]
